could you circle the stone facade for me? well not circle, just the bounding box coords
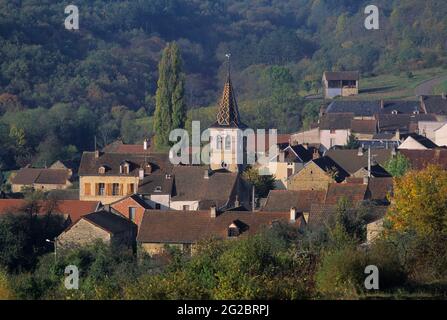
[287,162,334,192]
[80,175,139,204]
[57,219,111,249]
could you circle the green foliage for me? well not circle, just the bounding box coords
[0,211,65,272]
[154,42,186,148]
[385,153,411,177]
[242,166,275,198]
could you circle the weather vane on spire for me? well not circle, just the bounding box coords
[225,53,231,75]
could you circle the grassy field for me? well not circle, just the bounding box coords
[349,67,447,100]
[434,79,447,95]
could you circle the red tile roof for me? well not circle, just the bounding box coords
[137,210,301,244]
[0,199,100,223]
[325,183,368,205]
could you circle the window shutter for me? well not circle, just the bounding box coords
[95,183,99,195]
[106,183,112,196]
[84,183,91,196]
[120,184,124,196]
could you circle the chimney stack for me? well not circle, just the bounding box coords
[380,99,384,109]
[138,168,144,180]
[290,207,297,223]
[363,175,369,185]
[312,149,320,160]
[358,147,364,157]
[210,205,217,218]
[204,169,210,179]
[94,150,100,159]
[143,139,148,150]
[395,129,400,141]
[442,92,446,100]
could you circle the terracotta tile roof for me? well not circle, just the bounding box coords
[313,156,350,182]
[319,113,354,130]
[262,190,325,212]
[367,177,394,203]
[83,210,135,234]
[102,140,152,154]
[421,95,447,115]
[110,194,151,210]
[78,152,172,176]
[377,114,437,132]
[0,199,100,223]
[324,71,359,81]
[325,183,368,205]
[351,119,377,134]
[171,166,238,208]
[326,149,394,174]
[137,173,173,195]
[399,149,447,170]
[137,210,301,244]
[308,204,337,228]
[11,167,71,185]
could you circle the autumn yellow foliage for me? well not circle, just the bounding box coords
[387,165,447,236]
[0,270,13,300]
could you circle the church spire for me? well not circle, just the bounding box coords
[214,54,244,128]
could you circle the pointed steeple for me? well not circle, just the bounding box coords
[212,54,245,128]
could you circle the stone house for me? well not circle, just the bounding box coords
[10,162,73,193]
[137,206,303,256]
[287,156,349,192]
[322,71,359,99]
[57,210,137,250]
[78,149,172,204]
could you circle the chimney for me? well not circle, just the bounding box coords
[357,147,364,156]
[312,149,320,160]
[363,175,369,185]
[442,92,446,100]
[138,168,144,180]
[380,99,384,109]
[143,139,148,150]
[290,207,297,223]
[94,150,100,159]
[234,195,240,208]
[204,169,210,179]
[391,147,397,156]
[395,129,400,141]
[303,143,308,150]
[210,205,217,218]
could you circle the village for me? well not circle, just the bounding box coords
[1,69,446,259]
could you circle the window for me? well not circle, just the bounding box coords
[127,183,135,195]
[155,203,161,210]
[129,207,136,222]
[120,163,129,174]
[183,205,190,211]
[287,168,293,178]
[112,183,120,196]
[84,183,91,196]
[228,227,240,237]
[98,166,106,174]
[330,129,336,134]
[225,135,231,150]
[216,135,222,149]
[154,186,162,192]
[97,183,105,196]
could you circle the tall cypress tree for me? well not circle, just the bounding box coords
[154,42,186,148]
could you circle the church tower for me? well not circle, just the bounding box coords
[209,55,247,173]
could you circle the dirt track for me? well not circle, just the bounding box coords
[414,75,447,96]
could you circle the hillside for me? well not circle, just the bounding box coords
[0,0,446,169]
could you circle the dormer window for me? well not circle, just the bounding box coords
[154,186,162,192]
[391,110,398,115]
[228,222,240,238]
[98,166,106,174]
[120,161,130,174]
